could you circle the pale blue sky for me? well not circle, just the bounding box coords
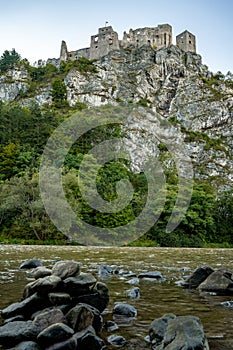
[0,0,232,73]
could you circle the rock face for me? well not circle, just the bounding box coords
[0,260,109,350]
[149,314,209,350]
[0,45,233,184]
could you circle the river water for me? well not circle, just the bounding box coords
[0,245,233,349]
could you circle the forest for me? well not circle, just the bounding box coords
[0,50,233,247]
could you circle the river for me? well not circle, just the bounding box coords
[0,245,233,349]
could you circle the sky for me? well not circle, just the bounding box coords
[0,0,232,74]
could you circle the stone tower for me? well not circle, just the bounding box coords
[176,30,196,53]
[89,26,120,60]
[60,40,68,61]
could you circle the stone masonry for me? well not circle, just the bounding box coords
[54,23,196,63]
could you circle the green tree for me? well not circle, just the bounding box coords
[51,78,67,106]
[0,49,21,73]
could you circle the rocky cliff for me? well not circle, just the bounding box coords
[0,45,233,188]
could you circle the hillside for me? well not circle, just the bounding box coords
[0,44,233,246]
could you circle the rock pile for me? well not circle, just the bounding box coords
[0,260,109,349]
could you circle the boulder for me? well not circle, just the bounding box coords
[20,260,43,270]
[78,333,106,350]
[52,261,81,280]
[23,276,62,298]
[1,293,51,319]
[0,320,40,348]
[33,308,66,332]
[66,303,102,333]
[182,266,214,289]
[150,315,209,350]
[98,265,113,277]
[113,302,137,318]
[4,315,24,323]
[33,267,52,279]
[198,269,233,295]
[149,314,176,345]
[74,282,109,312]
[63,273,96,292]
[37,323,74,347]
[107,334,126,347]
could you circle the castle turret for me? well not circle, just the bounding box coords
[89,26,120,60]
[60,40,68,62]
[176,30,196,53]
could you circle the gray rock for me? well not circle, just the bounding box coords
[155,315,209,350]
[23,275,62,298]
[65,303,94,332]
[1,293,51,319]
[0,320,40,347]
[138,271,164,280]
[66,303,102,333]
[107,334,126,347]
[104,320,119,332]
[113,302,137,318]
[182,266,214,289]
[48,292,71,305]
[126,287,140,298]
[63,272,96,290]
[33,267,52,279]
[198,269,233,295]
[78,333,106,350]
[149,314,176,345]
[37,323,74,347]
[98,265,113,277]
[33,308,66,332]
[74,281,109,312]
[52,261,81,280]
[8,341,41,350]
[20,260,43,270]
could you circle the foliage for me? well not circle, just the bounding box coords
[51,78,67,107]
[59,57,98,75]
[0,49,21,73]
[0,102,232,246]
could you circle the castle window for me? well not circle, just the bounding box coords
[95,46,98,48]
[164,33,166,45]
[148,40,151,43]
[189,40,192,44]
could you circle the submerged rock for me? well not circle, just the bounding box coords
[107,334,126,347]
[113,302,137,318]
[20,260,43,270]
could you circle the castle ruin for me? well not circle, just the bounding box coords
[50,24,196,64]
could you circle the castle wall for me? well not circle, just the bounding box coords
[67,48,90,60]
[121,24,172,49]
[176,30,196,53]
[89,26,120,60]
[55,24,197,65]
